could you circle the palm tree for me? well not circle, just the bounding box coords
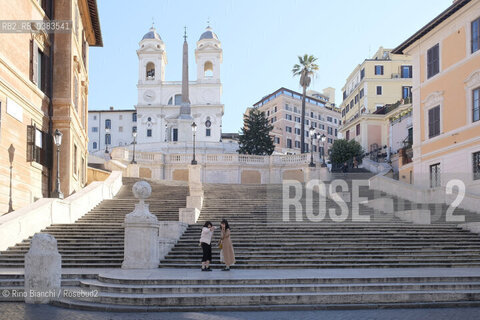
[292,54,319,153]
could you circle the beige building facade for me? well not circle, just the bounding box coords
[393,0,480,193]
[250,87,341,157]
[339,47,412,147]
[0,0,102,215]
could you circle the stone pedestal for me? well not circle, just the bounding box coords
[179,207,200,224]
[127,163,139,178]
[24,233,61,304]
[122,181,160,269]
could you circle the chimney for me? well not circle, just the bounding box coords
[109,106,114,110]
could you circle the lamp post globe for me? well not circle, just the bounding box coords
[191,122,197,165]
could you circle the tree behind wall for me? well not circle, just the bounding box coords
[330,139,363,166]
[238,109,275,156]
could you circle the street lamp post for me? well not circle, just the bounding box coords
[320,134,327,167]
[191,122,197,165]
[105,128,110,153]
[309,126,315,167]
[131,131,137,164]
[52,129,64,199]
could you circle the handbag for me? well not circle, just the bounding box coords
[218,241,223,249]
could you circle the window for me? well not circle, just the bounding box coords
[274,136,280,144]
[402,86,412,99]
[428,106,441,138]
[172,128,178,141]
[105,119,111,129]
[346,130,350,140]
[356,124,360,136]
[206,128,211,136]
[26,125,53,168]
[473,87,480,123]
[374,65,384,75]
[342,109,345,117]
[310,111,314,118]
[37,49,44,90]
[328,138,333,144]
[376,86,382,95]
[313,145,317,152]
[92,142,97,149]
[287,139,292,148]
[472,17,480,54]
[407,127,413,145]
[355,94,359,104]
[286,114,292,121]
[118,126,123,132]
[119,115,123,120]
[74,75,78,112]
[359,89,364,99]
[105,133,111,145]
[319,124,325,130]
[92,127,98,133]
[327,127,333,135]
[132,113,137,122]
[267,110,270,116]
[401,65,413,78]
[327,116,332,122]
[350,100,354,109]
[474,151,480,180]
[146,62,155,79]
[305,144,309,153]
[93,115,97,120]
[334,118,337,124]
[204,61,213,77]
[427,44,440,78]
[295,128,301,135]
[360,68,365,79]
[147,129,152,137]
[132,126,137,133]
[274,106,277,113]
[430,163,441,188]
[73,144,78,175]
[295,117,301,123]
[174,94,182,105]
[343,91,347,100]
[334,128,337,137]
[286,126,292,133]
[295,141,301,148]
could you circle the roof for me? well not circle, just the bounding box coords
[142,27,162,41]
[88,109,136,113]
[199,26,218,41]
[86,0,102,47]
[392,0,471,54]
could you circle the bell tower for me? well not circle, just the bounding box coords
[137,26,167,86]
[195,25,222,83]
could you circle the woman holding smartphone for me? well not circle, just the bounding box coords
[199,221,215,271]
[219,219,235,271]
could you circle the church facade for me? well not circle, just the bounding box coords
[88,25,235,155]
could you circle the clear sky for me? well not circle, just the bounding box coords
[88,0,453,133]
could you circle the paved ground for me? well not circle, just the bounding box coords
[1,303,480,320]
[4,267,480,280]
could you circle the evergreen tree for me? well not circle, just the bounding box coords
[238,109,275,155]
[330,139,363,165]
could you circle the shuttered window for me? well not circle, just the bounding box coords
[427,44,440,78]
[26,125,53,168]
[428,106,441,138]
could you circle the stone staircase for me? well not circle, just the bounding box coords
[0,178,188,268]
[160,177,480,269]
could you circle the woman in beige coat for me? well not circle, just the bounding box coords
[219,219,235,271]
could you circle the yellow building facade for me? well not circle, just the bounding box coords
[393,0,480,193]
[0,0,102,215]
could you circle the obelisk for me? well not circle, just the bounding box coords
[179,26,192,118]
